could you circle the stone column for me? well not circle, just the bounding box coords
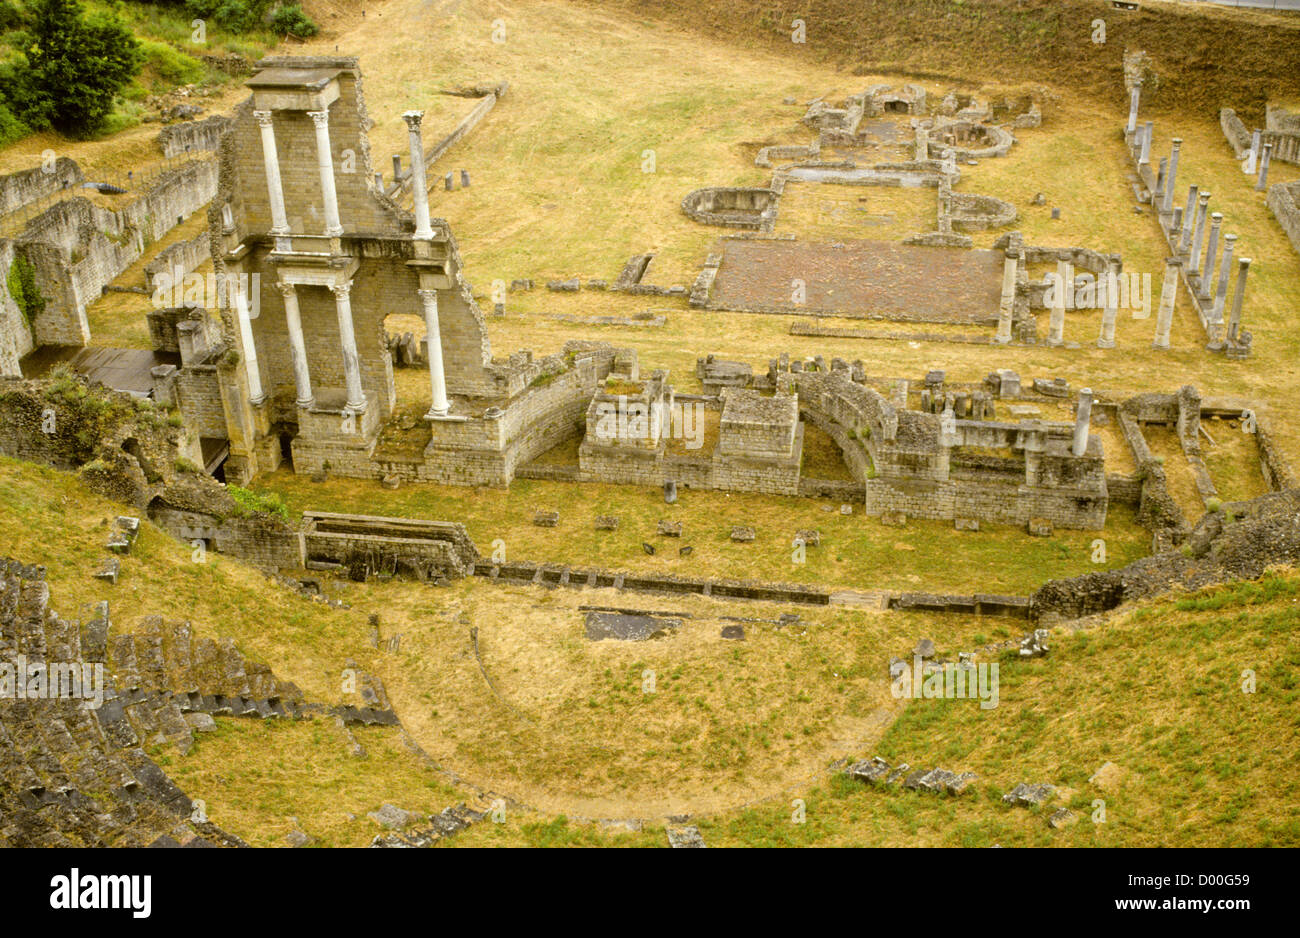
[1139,121,1154,165]
[1047,256,1070,346]
[233,277,264,404]
[1255,142,1273,192]
[1188,191,1210,276]
[277,282,313,407]
[1152,257,1180,349]
[995,250,1016,344]
[308,109,344,237]
[331,281,365,412]
[1072,388,1093,457]
[1212,233,1237,321]
[418,288,450,417]
[1098,256,1120,348]
[402,111,434,240]
[1244,129,1260,175]
[1227,257,1250,344]
[253,110,291,246]
[1179,185,1199,253]
[1126,85,1140,135]
[1171,206,1183,239]
[1162,138,1181,213]
[1199,212,1222,299]
[1154,157,1167,204]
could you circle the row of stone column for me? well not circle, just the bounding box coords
[1128,89,1254,353]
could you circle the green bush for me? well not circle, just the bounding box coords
[138,37,206,87]
[270,2,316,37]
[0,99,29,146]
[228,484,290,521]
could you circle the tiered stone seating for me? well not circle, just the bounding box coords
[0,558,244,847]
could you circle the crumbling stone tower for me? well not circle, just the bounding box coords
[208,56,493,483]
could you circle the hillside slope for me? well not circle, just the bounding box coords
[580,0,1300,120]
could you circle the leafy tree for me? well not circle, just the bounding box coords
[8,0,142,137]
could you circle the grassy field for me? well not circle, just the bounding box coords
[254,468,1152,595]
[446,569,1300,846]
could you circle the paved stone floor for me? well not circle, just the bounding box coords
[707,237,1002,324]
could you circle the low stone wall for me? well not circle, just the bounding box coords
[0,157,82,217]
[1266,180,1300,257]
[145,231,212,294]
[681,187,778,230]
[157,116,232,159]
[1222,107,1300,166]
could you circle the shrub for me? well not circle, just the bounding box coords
[270,2,317,37]
[227,484,290,521]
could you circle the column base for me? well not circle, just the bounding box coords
[1046,337,1064,348]
[1151,340,1171,350]
[296,397,315,409]
[424,407,449,420]
[1096,339,1115,349]
[992,334,1012,345]
[248,393,268,407]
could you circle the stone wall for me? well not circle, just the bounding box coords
[15,160,217,347]
[157,116,232,159]
[0,240,34,376]
[0,157,82,217]
[1266,180,1300,257]
[144,231,212,295]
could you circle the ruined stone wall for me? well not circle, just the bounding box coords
[172,365,227,440]
[1266,180,1300,257]
[149,505,300,569]
[0,157,82,217]
[157,116,232,159]
[0,240,34,376]
[16,161,217,347]
[144,231,212,295]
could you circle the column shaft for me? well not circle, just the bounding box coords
[419,289,450,417]
[1200,213,1222,299]
[1098,258,1120,348]
[1162,139,1181,214]
[278,283,313,407]
[233,276,263,404]
[1227,258,1250,344]
[403,111,434,240]
[254,110,290,241]
[1153,259,1180,349]
[309,110,344,237]
[332,282,365,411]
[995,252,1016,344]
[1072,388,1093,457]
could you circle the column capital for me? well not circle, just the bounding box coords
[402,110,425,130]
[253,109,274,127]
[1238,256,1252,269]
[275,281,298,298]
[330,280,353,299]
[307,109,331,127]
[416,288,439,302]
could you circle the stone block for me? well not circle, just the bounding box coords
[533,510,559,527]
[657,520,682,537]
[93,556,120,584]
[730,526,755,542]
[1027,518,1053,537]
